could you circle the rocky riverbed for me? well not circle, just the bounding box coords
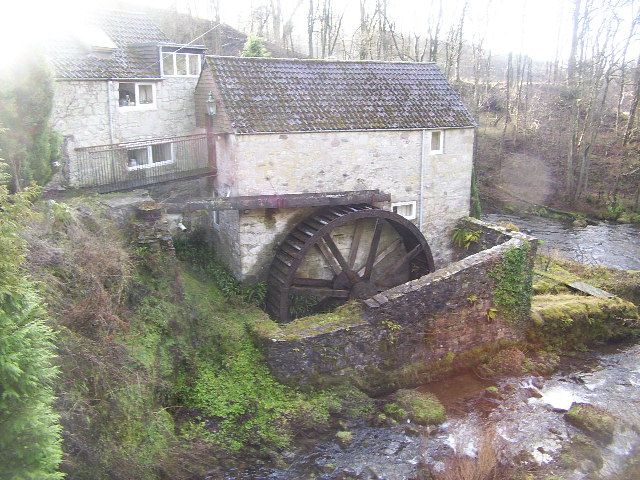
[219,343,640,479]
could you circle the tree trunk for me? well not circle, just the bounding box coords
[567,0,582,84]
[623,53,640,146]
[308,0,315,57]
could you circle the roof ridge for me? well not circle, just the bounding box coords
[205,55,436,65]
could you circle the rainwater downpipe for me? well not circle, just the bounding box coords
[419,129,427,232]
[106,81,115,144]
[106,81,116,184]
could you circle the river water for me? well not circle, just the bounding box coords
[483,213,640,270]
[222,344,640,480]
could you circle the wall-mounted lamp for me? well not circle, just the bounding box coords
[206,91,217,116]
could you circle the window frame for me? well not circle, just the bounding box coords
[430,130,444,154]
[391,201,417,221]
[126,142,175,171]
[118,82,157,110]
[161,52,201,77]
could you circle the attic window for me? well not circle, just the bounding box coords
[162,52,201,77]
[118,83,156,109]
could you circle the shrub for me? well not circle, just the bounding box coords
[0,165,63,479]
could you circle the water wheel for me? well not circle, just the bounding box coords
[265,204,435,322]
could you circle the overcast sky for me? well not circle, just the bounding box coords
[0,0,637,67]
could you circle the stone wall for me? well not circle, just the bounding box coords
[213,127,474,280]
[52,78,204,186]
[251,220,537,393]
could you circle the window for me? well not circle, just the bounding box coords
[391,201,417,220]
[127,142,174,170]
[430,130,444,154]
[212,210,220,227]
[161,52,201,77]
[118,82,156,109]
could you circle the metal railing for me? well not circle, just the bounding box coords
[73,134,212,193]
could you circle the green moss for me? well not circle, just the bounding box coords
[565,404,616,443]
[485,386,499,394]
[393,389,446,426]
[252,301,365,341]
[383,402,408,421]
[490,242,533,325]
[178,272,337,452]
[536,254,640,306]
[530,294,640,349]
[335,430,354,446]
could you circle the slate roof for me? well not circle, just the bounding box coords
[48,9,198,80]
[205,56,475,134]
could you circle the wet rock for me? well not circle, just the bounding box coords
[383,440,403,455]
[565,403,616,443]
[404,424,422,437]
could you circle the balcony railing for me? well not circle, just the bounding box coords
[73,134,211,193]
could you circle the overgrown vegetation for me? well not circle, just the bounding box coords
[0,51,59,191]
[452,225,481,249]
[489,242,533,325]
[0,166,62,479]
[20,206,377,478]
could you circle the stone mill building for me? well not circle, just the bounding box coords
[47,8,477,323]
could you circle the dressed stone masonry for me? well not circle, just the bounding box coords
[47,9,207,189]
[195,56,476,279]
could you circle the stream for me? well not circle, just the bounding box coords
[221,344,640,480]
[483,212,640,271]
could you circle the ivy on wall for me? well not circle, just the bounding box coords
[489,241,533,325]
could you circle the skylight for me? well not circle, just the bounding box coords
[74,25,116,52]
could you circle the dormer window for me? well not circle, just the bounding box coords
[118,82,156,109]
[162,52,201,77]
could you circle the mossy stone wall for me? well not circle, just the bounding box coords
[252,221,538,393]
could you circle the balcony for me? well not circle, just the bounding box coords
[73,134,212,193]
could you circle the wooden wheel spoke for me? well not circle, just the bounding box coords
[356,238,403,276]
[363,219,384,280]
[322,235,351,273]
[315,240,342,276]
[380,244,423,278]
[290,286,350,298]
[348,220,365,268]
[293,277,333,288]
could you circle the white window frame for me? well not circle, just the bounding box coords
[118,82,157,110]
[430,130,444,154]
[161,52,201,77]
[391,201,417,221]
[126,142,175,171]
